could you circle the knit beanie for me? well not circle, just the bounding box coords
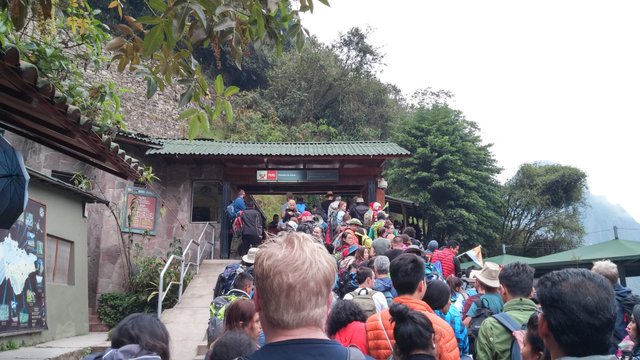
[427,240,439,252]
[423,280,450,310]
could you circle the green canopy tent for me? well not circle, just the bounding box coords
[461,254,534,270]
[527,239,640,285]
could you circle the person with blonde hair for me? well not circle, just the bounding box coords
[592,259,639,354]
[249,231,370,359]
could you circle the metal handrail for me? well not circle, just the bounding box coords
[157,222,216,317]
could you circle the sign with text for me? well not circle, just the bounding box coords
[121,187,159,235]
[257,170,339,183]
[0,199,48,334]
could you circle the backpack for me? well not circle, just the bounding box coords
[348,288,379,318]
[337,269,358,298]
[213,263,245,298]
[206,293,244,345]
[225,203,237,220]
[363,209,374,228]
[492,312,526,360]
[232,212,244,237]
[468,297,496,356]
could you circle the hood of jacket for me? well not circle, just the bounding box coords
[374,277,394,292]
[101,345,162,360]
[615,283,632,299]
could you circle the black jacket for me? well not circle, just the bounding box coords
[350,203,369,222]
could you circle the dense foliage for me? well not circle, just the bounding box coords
[385,105,503,250]
[499,163,587,257]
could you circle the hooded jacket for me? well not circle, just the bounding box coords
[373,277,398,299]
[83,345,162,360]
[365,296,459,360]
[614,283,634,345]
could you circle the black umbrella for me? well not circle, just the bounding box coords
[0,136,30,229]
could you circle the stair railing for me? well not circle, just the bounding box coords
[157,222,216,317]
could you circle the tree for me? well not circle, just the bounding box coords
[385,105,503,249]
[500,163,587,257]
[1,0,329,138]
[263,32,401,140]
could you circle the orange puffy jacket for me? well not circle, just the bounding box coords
[365,296,460,360]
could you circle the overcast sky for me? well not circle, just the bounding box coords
[302,0,640,224]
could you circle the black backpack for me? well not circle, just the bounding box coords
[468,297,496,356]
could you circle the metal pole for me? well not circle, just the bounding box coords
[211,224,216,260]
[614,226,619,240]
[178,258,185,303]
[196,238,201,274]
[502,244,506,255]
[157,273,164,318]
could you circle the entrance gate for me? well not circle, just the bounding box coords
[146,140,410,258]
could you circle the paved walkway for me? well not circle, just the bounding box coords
[162,259,236,360]
[0,332,109,359]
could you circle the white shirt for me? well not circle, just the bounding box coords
[343,287,389,313]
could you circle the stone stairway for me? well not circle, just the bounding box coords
[161,259,236,360]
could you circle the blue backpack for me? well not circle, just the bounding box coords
[492,312,526,360]
[213,263,244,298]
[225,203,237,220]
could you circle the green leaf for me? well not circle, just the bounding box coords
[137,16,162,25]
[143,25,164,57]
[106,36,126,51]
[178,86,195,107]
[224,100,233,124]
[214,5,235,15]
[296,30,305,52]
[188,115,200,139]
[224,86,239,97]
[213,18,236,32]
[316,0,331,6]
[189,3,207,28]
[178,108,199,120]
[199,111,210,133]
[148,0,167,12]
[146,77,158,99]
[214,75,224,96]
[212,98,223,118]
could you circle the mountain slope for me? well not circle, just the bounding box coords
[582,193,640,244]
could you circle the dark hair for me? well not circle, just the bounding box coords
[355,266,374,285]
[499,262,535,298]
[537,268,615,357]
[526,312,545,355]
[232,272,254,291]
[111,313,170,360]
[446,240,459,249]
[377,212,386,220]
[355,246,367,262]
[246,200,255,208]
[224,299,257,332]
[208,330,256,360]
[324,243,335,254]
[446,275,463,295]
[390,254,425,295]
[402,227,416,238]
[377,227,387,237]
[327,300,367,337]
[632,304,640,342]
[400,234,411,245]
[389,303,435,360]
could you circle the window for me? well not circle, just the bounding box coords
[46,235,74,285]
[192,181,222,222]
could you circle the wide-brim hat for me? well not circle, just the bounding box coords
[355,196,365,203]
[242,247,259,264]
[404,245,424,256]
[298,211,312,220]
[475,262,500,288]
[347,218,363,226]
[347,244,359,256]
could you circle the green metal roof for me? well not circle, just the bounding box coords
[146,140,411,157]
[461,254,534,269]
[527,239,640,268]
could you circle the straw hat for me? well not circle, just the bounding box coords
[242,247,259,264]
[475,262,500,288]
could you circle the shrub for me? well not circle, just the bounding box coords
[97,292,147,328]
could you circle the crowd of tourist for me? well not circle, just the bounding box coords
[85,191,640,360]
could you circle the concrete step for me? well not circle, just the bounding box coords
[194,355,205,360]
[197,342,208,356]
[162,259,238,360]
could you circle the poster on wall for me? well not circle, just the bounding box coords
[121,187,159,235]
[0,199,47,334]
